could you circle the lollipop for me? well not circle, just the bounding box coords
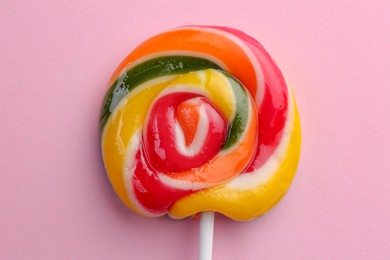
[100,25,301,259]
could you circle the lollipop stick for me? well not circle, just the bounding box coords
[199,211,215,260]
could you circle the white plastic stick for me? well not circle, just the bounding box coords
[198,211,215,260]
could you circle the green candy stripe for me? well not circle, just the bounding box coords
[99,56,251,151]
[221,73,249,150]
[99,56,222,132]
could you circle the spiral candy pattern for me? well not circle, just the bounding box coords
[100,26,301,221]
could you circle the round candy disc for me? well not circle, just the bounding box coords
[100,26,301,221]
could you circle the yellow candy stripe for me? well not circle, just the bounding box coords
[102,78,174,211]
[161,70,235,121]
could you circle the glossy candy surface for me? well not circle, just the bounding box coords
[100,26,301,220]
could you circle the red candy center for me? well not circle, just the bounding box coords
[142,92,228,173]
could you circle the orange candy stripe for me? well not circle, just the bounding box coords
[109,28,258,99]
[176,101,200,146]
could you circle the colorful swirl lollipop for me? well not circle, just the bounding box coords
[100,26,301,221]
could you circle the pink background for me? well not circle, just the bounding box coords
[1,0,390,259]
